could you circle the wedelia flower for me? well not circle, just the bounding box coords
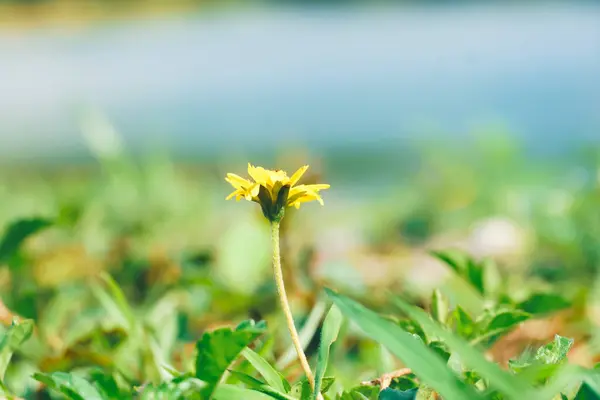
[225,164,330,222]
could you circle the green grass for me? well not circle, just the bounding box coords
[1,139,600,399]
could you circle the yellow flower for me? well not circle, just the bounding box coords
[225,164,330,221]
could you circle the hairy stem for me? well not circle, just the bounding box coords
[271,221,316,389]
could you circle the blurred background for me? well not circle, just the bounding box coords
[1,0,600,395]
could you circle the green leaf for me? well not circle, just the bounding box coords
[227,371,296,400]
[313,305,343,400]
[397,320,427,343]
[325,289,481,400]
[518,293,571,316]
[576,383,600,400]
[392,295,534,399]
[428,341,451,363]
[471,310,531,347]
[509,336,574,384]
[452,306,476,340]
[485,310,530,333]
[195,320,267,399]
[140,382,184,400]
[430,249,470,275]
[98,272,135,329]
[538,365,600,400]
[466,260,485,295]
[0,319,34,380]
[88,370,125,400]
[431,250,484,294]
[340,393,371,400]
[339,385,379,400]
[379,388,418,400]
[227,370,265,388]
[33,372,105,400]
[482,258,502,299]
[242,347,290,393]
[431,289,449,326]
[291,377,335,400]
[0,217,52,263]
[414,385,438,399]
[536,335,574,365]
[213,384,275,400]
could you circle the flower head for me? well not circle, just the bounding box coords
[225,164,330,222]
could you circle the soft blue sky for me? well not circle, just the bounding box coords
[0,3,599,159]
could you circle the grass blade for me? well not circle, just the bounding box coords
[393,295,534,399]
[214,384,277,400]
[313,305,343,400]
[325,289,481,400]
[242,347,290,393]
[228,370,296,400]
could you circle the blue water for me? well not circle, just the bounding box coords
[0,3,599,160]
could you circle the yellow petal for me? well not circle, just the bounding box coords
[286,186,308,205]
[289,165,309,186]
[288,186,305,198]
[247,163,270,186]
[225,173,253,190]
[267,169,289,185]
[249,183,260,198]
[289,191,323,207]
[226,189,240,200]
[303,183,330,192]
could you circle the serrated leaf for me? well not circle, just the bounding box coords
[325,289,481,399]
[536,335,574,365]
[0,217,52,263]
[242,348,290,393]
[33,372,104,400]
[393,295,534,399]
[379,387,418,400]
[313,305,343,400]
[511,335,574,377]
[195,320,266,399]
[339,385,379,400]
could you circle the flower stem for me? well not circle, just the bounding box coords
[270,221,316,390]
